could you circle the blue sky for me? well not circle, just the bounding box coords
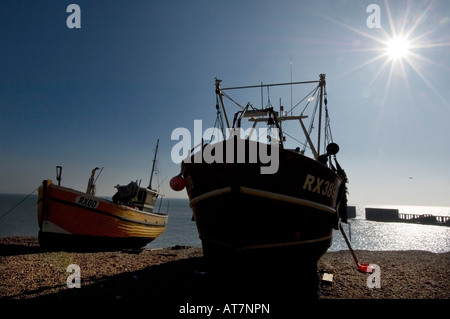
[1,0,449,206]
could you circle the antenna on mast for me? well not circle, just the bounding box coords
[290,56,293,115]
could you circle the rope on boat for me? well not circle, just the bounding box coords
[0,186,39,221]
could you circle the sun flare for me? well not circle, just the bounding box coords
[385,37,410,60]
[320,1,450,106]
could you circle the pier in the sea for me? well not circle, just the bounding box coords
[398,213,450,225]
[365,208,450,226]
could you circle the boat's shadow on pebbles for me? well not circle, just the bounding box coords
[0,236,42,256]
[34,255,318,306]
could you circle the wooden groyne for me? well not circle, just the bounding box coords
[365,208,450,226]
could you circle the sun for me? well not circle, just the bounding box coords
[316,1,450,107]
[385,37,410,60]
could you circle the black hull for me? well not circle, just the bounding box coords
[192,190,335,263]
[182,139,346,265]
[38,231,153,251]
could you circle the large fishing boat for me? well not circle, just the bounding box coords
[38,140,168,250]
[172,75,348,271]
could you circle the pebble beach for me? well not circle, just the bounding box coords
[1,237,449,306]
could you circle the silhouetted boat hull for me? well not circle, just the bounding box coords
[182,139,344,263]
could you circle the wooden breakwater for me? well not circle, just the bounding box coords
[347,206,356,219]
[365,208,399,222]
[365,208,450,226]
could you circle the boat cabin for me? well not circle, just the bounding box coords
[113,181,159,213]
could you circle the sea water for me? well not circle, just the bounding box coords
[0,194,449,253]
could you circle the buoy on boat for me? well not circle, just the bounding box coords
[170,174,186,191]
[326,142,339,155]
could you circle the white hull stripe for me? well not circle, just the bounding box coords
[42,220,71,234]
[189,187,232,207]
[241,234,333,250]
[190,186,336,214]
[240,186,336,214]
[200,234,333,251]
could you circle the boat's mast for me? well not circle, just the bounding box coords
[148,139,159,190]
[86,167,99,195]
[215,78,231,129]
[317,74,326,156]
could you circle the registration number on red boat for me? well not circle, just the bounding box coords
[75,195,99,209]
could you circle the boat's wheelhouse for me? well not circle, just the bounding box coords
[113,182,159,213]
[131,187,158,213]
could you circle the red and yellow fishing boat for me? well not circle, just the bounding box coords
[37,141,168,250]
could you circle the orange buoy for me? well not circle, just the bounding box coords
[170,174,186,191]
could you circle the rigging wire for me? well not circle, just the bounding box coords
[218,79,333,158]
[153,146,163,193]
[93,167,104,189]
[221,91,246,110]
[323,85,335,153]
[0,186,39,221]
[282,130,309,150]
[294,86,320,115]
[302,89,321,153]
[279,84,319,144]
